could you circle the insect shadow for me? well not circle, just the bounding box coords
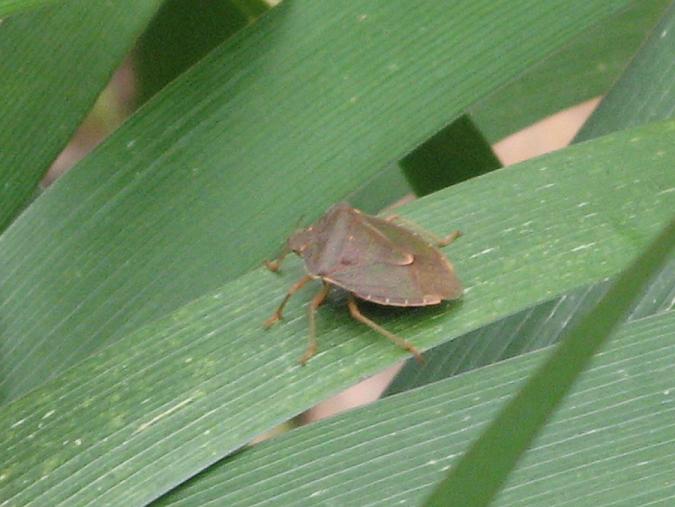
[264,202,463,365]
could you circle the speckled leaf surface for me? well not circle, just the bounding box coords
[390,0,675,395]
[423,220,674,506]
[576,1,675,141]
[0,0,634,402]
[156,310,675,507]
[0,120,672,506]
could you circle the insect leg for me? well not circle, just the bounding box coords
[264,274,313,328]
[438,229,462,247]
[264,243,291,272]
[347,295,424,363]
[299,282,331,365]
[385,215,461,248]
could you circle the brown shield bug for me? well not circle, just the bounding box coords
[264,202,462,365]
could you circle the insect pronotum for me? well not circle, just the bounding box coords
[264,202,462,364]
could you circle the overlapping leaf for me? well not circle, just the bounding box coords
[0,0,635,402]
[471,0,669,142]
[0,0,163,230]
[157,310,675,506]
[390,0,675,395]
[0,120,672,506]
[424,220,674,506]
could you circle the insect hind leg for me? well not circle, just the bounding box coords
[385,215,461,248]
[437,229,462,247]
[347,295,424,363]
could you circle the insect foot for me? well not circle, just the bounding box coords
[264,259,281,272]
[264,312,282,329]
[298,343,317,366]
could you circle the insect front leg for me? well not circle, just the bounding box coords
[264,243,291,272]
[264,274,313,328]
[299,282,331,365]
[347,295,424,363]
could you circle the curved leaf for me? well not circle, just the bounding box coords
[0,0,163,230]
[424,219,674,506]
[134,0,268,104]
[471,0,669,142]
[0,0,634,401]
[156,310,675,506]
[387,281,612,395]
[0,0,60,17]
[576,0,675,141]
[0,120,672,506]
[400,115,501,196]
[390,0,675,394]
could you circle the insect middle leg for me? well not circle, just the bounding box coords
[299,282,331,365]
[347,295,424,363]
[264,274,313,328]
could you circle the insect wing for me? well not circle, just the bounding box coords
[303,205,412,275]
[323,213,462,305]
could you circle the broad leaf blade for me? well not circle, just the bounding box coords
[423,219,675,506]
[155,311,675,506]
[346,164,412,214]
[0,121,672,506]
[386,282,611,395]
[134,0,268,104]
[0,0,635,401]
[400,115,501,196]
[387,259,674,395]
[390,0,675,394]
[0,0,60,17]
[576,0,675,141]
[471,0,669,142]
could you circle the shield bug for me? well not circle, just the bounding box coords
[264,202,462,365]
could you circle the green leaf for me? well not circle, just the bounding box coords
[423,219,675,506]
[346,164,412,214]
[0,0,635,401]
[351,115,500,214]
[575,1,675,141]
[229,0,269,19]
[134,0,268,104]
[400,115,501,196]
[390,0,675,395]
[386,254,674,395]
[0,0,163,231]
[0,0,58,17]
[0,120,672,506]
[386,281,611,395]
[155,310,675,507]
[471,0,670,142]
